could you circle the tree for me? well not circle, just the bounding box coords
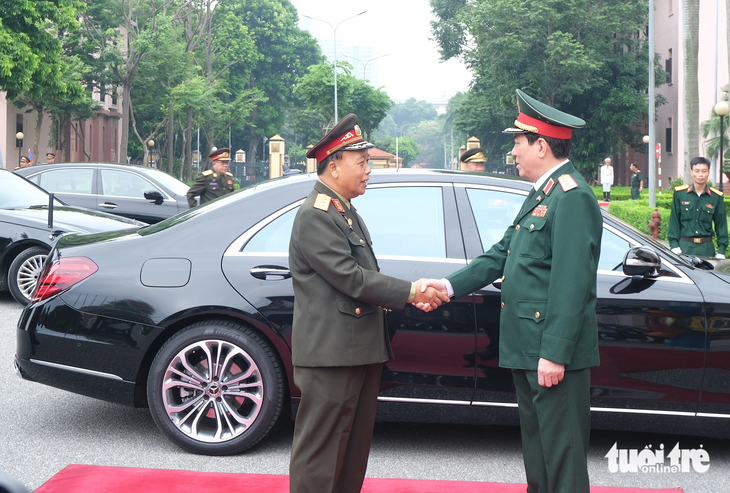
[412,120,443,167]
[430,0,658,179]
[294,61,356,136]
[374,136,419,166]
[349,80,393,142]
[388,98,437,128]
[682,0,700,182]
[0,0,83,100]
[701,86,729,177]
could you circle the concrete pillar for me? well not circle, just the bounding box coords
[458,145,466,171]
[268,134,284,179]
[306,145,316,173]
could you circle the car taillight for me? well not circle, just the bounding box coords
[32,257,98,303]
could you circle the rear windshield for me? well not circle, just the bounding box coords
[1,171,63,208]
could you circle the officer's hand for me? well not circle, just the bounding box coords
[716,254,726,259]
[413,280,450,312]
[537,358,565,387]
[671,247,682,254]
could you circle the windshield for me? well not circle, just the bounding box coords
[142,168,190,196]
[1,170,64,208]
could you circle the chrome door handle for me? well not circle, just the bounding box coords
[99,203,118,209]
[250,266,291,280]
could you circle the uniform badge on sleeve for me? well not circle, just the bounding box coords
[313,193,331,211]
[532,205,548,217]
[332,198,346,213]
[558,174,578,192]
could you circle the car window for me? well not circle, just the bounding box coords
[466,188,525,252]
[356,186,446,258]
[143,168,190,196]
[241,186,446,258]
[243,207,297,253]
[101,169,162,198]
[598,227,632,271]
[38,168,94,194]
[1,170,61,208]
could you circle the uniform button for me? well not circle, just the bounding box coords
[500,302,505,308]
[508,250,511,256]
[530,224,535,230]
[355,308,361,315]
[360,239,364,244]
[516,225,521,231]
[535,311,541,319]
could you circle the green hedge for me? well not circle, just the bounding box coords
[591,185,730,209]
[607,199,671,240]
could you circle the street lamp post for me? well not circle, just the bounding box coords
[147,139,155,167]
[15,132,24,168]
[716,101,729,192]
[342,53,389,80]
[302,10,367,124]
[643,135,650,174]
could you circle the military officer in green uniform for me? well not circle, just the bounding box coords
[186,148,235,207]
[418,90,602,493]
[630,162,643,199]
[288,114,449,493]
[668,157,728,258]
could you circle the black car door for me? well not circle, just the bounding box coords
[97,168,178,223]
[222,182,478,403]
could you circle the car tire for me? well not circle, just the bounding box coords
[147,320,284,455]
[8,246,49,306]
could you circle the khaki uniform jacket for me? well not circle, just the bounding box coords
[288,181,412,367]
[447,162,602,371]
[186,170,235,207]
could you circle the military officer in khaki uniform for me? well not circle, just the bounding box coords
[186,148,235,207]
[288,114,449,493]
[419,90,601,493]
[461,147,487,172]
[668,157,728,258]
[14,156,31,170]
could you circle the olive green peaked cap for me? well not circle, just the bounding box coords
[503,89,586,140]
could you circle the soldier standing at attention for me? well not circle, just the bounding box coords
[600,157,614,201]
[288,114,449,493]
[186,148,235,207]
[629,162,643,199]
[668,157,728,258]
[418,90,602,493]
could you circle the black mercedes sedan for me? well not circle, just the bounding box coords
[14,169,730,456]
[15,162,190,223]
[0,169,145,305]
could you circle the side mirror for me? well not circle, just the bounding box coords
[623,246,660,278]
[144,191,164,205]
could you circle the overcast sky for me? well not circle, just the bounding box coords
[288,0,473,102]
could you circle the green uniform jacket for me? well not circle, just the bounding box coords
[447,162,602,371]
[186,170,235,207]
[288,181,412,367]
[630,171,643,199]
[668,185,728,255]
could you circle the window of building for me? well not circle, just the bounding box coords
[666,117,673,153]
[666,49,673,84]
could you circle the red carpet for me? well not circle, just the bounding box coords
[34,465,684,493]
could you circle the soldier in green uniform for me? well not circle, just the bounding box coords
[630,162,643,199]
[288,114,449,493]
[668,157,728,258]
[419,90,601,493]
[186,148,235,207]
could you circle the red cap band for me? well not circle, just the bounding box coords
[515,113,573,140]
[314,130,363,163]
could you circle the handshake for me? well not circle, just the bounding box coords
[411,279,450,312]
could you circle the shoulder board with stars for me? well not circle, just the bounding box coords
[710,186,724,197]
[558,174,578,192]
[674,184,689,192]
[313,193,331,211]
[202,169,213,176]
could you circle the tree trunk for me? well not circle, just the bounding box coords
[167,109,174,174]
[682,0,700,182]
[32,107,44,166]
[119,81,132,163]
[185,107,193,181]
